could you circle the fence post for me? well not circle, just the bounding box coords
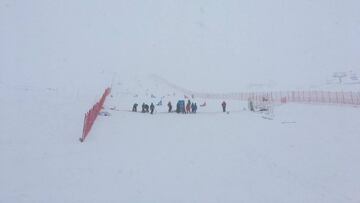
[301,91,304,102]
[80,113,87,142]
[287,91,290,103]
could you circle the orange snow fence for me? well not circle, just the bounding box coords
[192,91,360,106]
[80,88,111,142]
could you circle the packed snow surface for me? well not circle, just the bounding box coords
[1,76,360,203]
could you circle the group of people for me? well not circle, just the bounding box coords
[132,102,155,114]
[131,100,227,114]
[185,100,198,114]
[167,100,198,114]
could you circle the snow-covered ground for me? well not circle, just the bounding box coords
[1,76,360,203]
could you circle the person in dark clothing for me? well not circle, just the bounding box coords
[141,103,146,113]
[145,104,149,113]
[191,103,195,113]
[176,101,180,113]
[167,101,172,113]
[191,103,198,113]
[248,100,255,112]
[150,103,155,114]
[221,101,227,112]
[132,103,138,112]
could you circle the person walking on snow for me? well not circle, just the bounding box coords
[132,103,138,112]
[222,101,227,112]
[186,100,191,114]
[150,103,155,114]
[167,101,172,113]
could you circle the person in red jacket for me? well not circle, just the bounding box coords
[221,101,227,112]
[186,100,191,114]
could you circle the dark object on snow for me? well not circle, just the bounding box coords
[191,103,197,113]
[248,100,255,112]
[157,100,162,106]
[99,111,111,116]
[141,103,145,113]
[132,103,138,112]
[110,106,118,111]
[150,103,155,114]
[142,103,149,113]
[222,101,227,112]
[176,100,185,113]
[259,108,268,112]
[200,102,206,107]
[167,101,172,113]
[186,100,191,113]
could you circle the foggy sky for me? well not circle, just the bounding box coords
[1,0,359,91]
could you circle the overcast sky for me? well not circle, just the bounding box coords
[1,0,359,91]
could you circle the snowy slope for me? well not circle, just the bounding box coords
[1,76,360,203]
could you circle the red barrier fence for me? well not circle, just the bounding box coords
[152,75,360,107]
[80,88,111,142]
[191,91,360,106]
